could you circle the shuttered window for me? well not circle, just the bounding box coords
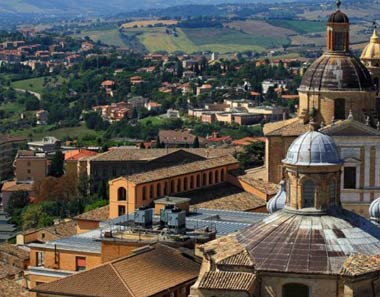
[76,257,86,271]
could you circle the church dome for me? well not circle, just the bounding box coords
[361,29,380,61]
[299,52,374,92]
[328,10,349,23]
[283,131,341,166]
[369,197,380,221]
[267,181,286,214]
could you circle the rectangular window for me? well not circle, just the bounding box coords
[118,205,126,216]
[36,252,44,267]
[75,256,86,271]
[344,167,357,189]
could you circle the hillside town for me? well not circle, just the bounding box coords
[2,1,380,297]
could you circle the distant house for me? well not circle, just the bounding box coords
[35,110,49,125]
[130,75,143,85]
[145,101,162,111]
[159,130,203,148]
[166,108,180,118]
[196,84,212,96]
[28,137,60,153]
[100,80,115,97]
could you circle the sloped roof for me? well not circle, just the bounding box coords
[340,254,380,277]
[123,155,238,185]
[74,206,109,222]
[263,118,309,137]
[320,119,380,137]
[0,279,29,297]
[199,271,255,291]
[33,244,200,297]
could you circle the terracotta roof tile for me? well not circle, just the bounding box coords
[263,118,308,136]
[239,175,279,196]
[124,155,238,185]
[74,206,109,222]
[199,271,255,291]
[183,183,266,211]
[340,254,380,277]
[33,244,200,297]
[88,148,237,162]
[0,279,29,297]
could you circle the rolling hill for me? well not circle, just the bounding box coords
[0,0,297,15]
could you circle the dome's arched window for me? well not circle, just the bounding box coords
[117,187,127,201]
[283,283,309,297]
[329,180,336,205]
[302,180,315,208]
[334,98,346,120]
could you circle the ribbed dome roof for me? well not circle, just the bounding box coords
[370,198,380,221]
[267,181,286,214]
[299,52,374,92]
[283,131,341,166]
[361,29,380,61]
[328,10,349,23]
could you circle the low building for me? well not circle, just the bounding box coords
[0,181,33,211]
[108,155,240,218]
[35,110,49,125]
[31,244,200,297]
[145,101,162,111]
[28,137,60,153]
[196,84,212,96]
[159,130,202,148]
[0,135,26,181]
[14,150,50,183]
[73,206,109,234]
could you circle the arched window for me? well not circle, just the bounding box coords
[190,176,194,189]
[163,182,168,196]
[302,180,315,208]
[329,180,336,205]
[157,183,161,197]
[221,169,225,181]
[202,173,207,186]
[177,179,181,192]
[117,187,127,201]
[170,180,175,193]
[215,170,219,183]
[184,177,188,191]
[142,187,146,201]
[283,283,309,297]
[196,175,201,188]
[334,98,346,120]
[150,185,154,198]
[209,171,213,184]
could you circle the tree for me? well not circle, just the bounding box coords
[21,204,54,231]
[193,136,200,148]
[6,191,29,226]
[49,151,64,177]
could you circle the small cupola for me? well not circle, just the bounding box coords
[282,131,343,214]
[327,0,350,52]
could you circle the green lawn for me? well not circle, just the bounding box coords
[0,102,24,113]
[11,76,67,94]
[139,116,165,126]
[268,20,325,34]
[11,123,101,141]
[75,28,127,47]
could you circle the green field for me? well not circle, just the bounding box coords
[76,28,127,47]
[0,102,24,114]
[268,20,325,34]
[11,123,101,142]
[125,27,272,53]
[11,76,67,94]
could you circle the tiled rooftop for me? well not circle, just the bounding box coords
[0,279,29,297]
[88,148,237,162]
[340,254,380,277]
[124,155,238,185]
[199,271,255,291]
[263,117,308,136]
[74,206,109,222]
[179,183,266,211]
[239,174,279,196]
[33,244,200,297]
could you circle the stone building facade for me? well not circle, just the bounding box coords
[190,131,380,297]
[264,3,380,215]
